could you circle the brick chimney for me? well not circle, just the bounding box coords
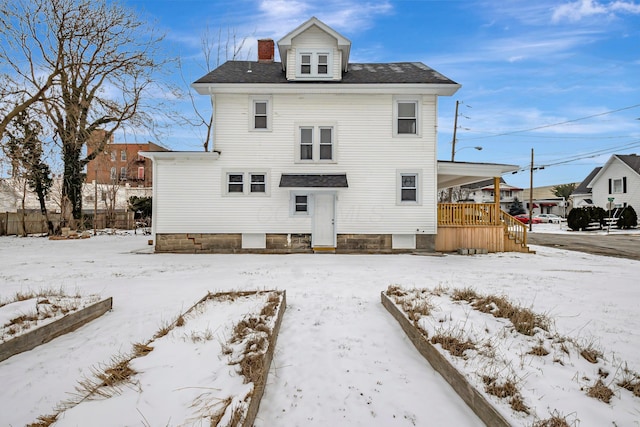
[258,39,274,63]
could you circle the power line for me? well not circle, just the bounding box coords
[461,103,640,141]
[510,139,640,173]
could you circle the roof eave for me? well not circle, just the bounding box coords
[139,151,220,161]
[191,82,461,96]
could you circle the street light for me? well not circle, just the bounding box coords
[447,145,483,202]
[453,146,483,160]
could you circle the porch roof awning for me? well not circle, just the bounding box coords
[437,161,519,190]
[279,173,348,188]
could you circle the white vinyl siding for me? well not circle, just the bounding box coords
[155,92,438,235]
[590,158,640,212]
[285,26,342,81]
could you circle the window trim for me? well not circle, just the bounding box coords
[396,170,422,205]
[226,172,245,195]
[294,123,337,163]
[296,50,333,79]
[249,173,267,194]
[120,166,127,180]
[223,170,270,196]
[121,150,127,161]
[290,192,310,216]
[393,96,421,137]
[249,96,272,131]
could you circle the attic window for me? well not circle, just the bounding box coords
[296,50,332,79]
[301,54,312,74]
[318,55,328,74]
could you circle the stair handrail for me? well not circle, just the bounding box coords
[500,210,527,246]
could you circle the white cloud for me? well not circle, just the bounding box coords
[552,0,640,22]
[254,0,393,36]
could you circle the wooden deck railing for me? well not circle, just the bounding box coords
[437,203,528,248]
[437,203,499,226]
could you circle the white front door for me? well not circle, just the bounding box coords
[312,192,336,247]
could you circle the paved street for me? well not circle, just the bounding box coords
[528,231,640,261]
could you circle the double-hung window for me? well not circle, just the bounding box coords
[227,173,244,193]
[120,167,127,180]
[611,177,626,194]
[296,125,336,162]
[319,127,333,160]
[110,167,116,181]
[297,50,332,78]
[250,173,266,193]
[249,96,272,131]
[300,127,314,160]
[394,97,420,136]
[121,150,127,161]
[317,54,328,74]
[397,171,421,205]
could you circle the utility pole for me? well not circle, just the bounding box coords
[529,148,534,232]
[450,100,460,162]
[448,100,460,203]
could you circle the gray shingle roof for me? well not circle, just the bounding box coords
[193,61,457,85]
[573,167,601,195]
[279,174,348,188]
[617,154,640,174]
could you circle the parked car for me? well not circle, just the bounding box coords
[534,213,566,224]
[514,214,542,224]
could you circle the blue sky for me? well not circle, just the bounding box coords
[124,0,640,188]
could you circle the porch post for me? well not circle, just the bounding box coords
[493,176,500,224]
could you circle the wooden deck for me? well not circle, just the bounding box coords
[436,203,532,253]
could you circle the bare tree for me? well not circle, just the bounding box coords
[0,0,64,141]
[2,0,176,227]
[182,26,250,152]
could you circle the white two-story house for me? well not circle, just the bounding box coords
[143,17,517,253]
[573,154,640,213]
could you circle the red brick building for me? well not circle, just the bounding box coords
[86,136,168,187]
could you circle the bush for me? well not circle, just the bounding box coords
[567,206,607,231]
[616,205,638,229]
[567,208,590,231]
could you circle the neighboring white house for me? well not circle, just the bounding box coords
[144,17,517,253]
[571,167,601,208]
[459,178,524,211]
[576,154,640,212]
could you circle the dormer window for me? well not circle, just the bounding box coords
[317,54,328,74]
[297,50,332,79]
[301,54,312,74]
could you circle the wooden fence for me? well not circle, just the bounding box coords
[0,211,136,236]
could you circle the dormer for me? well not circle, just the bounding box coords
[277,17,351,82]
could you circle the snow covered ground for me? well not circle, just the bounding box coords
[0,226,639,426]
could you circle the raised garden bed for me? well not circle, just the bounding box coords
[1,294,111,363]
[31,290,286,427]
[382,286,640,426]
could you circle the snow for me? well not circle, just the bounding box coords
[0,227,639,426]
